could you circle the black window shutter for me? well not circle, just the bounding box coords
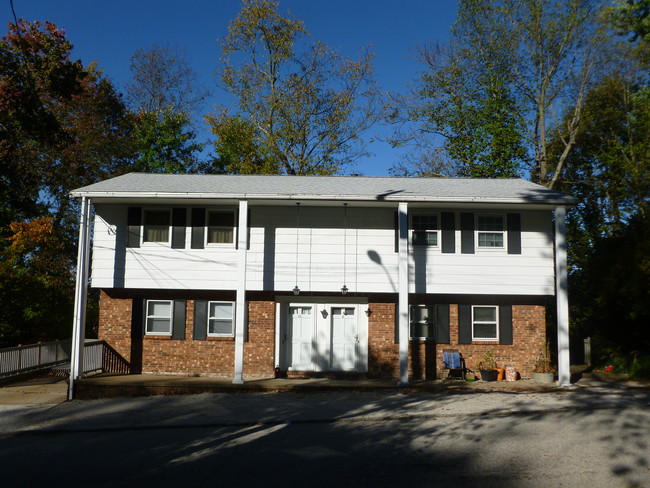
[441,212,455,253]
[131,298,144,338]
[172,300,186,340]
[499,305,513,345]
[394,211,399,253]
[191,208,205,249]
[507,213,522,255]
[460,213,475,254]
[193,300,208,340]
[127,207,142,248]
[171,208,187,249]
[436,304,450,344]
[458,304,472,344]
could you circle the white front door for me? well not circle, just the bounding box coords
[286,306,314,370]
[280,301,367,373]
[330,307,358,371]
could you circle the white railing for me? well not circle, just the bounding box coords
[0,339,115,378]
[0,340,70,377]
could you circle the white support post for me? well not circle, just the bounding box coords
[397,202,409,386]
[233,200,248,384]
[68,196,92,400]
[555,206,571,386]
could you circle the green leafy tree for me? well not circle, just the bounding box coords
[130,108,203,173]
[552,75,650,362]
[400,0,608,186]
[608,0,650,64]
[0,20,132,346]
[209,0,384,175]
[126,45,207,174]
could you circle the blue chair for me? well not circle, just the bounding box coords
[443,350,468,380]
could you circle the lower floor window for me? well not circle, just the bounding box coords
[472,305,498,341]
[146,300,172,335]
[208,301,234,336]
[410,305,435,338]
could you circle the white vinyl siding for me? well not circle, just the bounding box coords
[145,300,172,335]
[472,305,498,341]
[91,205,555,296]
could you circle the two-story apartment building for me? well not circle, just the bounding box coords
[68,173,574,394]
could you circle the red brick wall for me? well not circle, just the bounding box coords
[367,301,546,379]
[442,304,547,377]
[99,291,546,379]
[98,292,275,378]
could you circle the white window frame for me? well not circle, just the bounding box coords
[476,214,506,249]
[410,213,440,247]
[409,304,435,339]
[207,301,235,337]
[471,305,499,341]
[206,209,237,246]
[145,299,173,336]
[142,209,171,245]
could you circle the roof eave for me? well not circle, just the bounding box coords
[69,190,576,206]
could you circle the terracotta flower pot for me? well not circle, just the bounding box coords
[496,368,505,381]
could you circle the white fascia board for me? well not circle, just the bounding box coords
[69,190,572,207]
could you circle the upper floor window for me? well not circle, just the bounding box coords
[207,210,235,244]
[208,301,234,336]
[143,210,170,243]
[472,305,498,341]
[411,214,439,246]
[145,300,172,335]
[477,214,504,248]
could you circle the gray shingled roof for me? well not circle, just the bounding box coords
[70,173,575,205]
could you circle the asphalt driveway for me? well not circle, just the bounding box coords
[0,377,648,487]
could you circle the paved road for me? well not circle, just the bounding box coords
[1,384,649,488]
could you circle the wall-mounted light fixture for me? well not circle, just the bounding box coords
[365,308,372,317]
[321,309,328,319]
[293,285,300,296]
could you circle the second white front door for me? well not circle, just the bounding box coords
[283,301,367,372]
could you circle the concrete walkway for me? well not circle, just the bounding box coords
[1,368,647,404]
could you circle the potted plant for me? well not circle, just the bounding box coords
[478,350,499,381]
[532,341,556,383]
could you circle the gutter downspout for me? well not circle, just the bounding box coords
[68,196,91,400]
[555,206,571,386]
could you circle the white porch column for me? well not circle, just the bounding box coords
[68,196,92,400]
[555,206,571,386]
[397,202,409,386]
[233,200,248,384]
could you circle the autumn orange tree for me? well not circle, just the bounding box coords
[0,20,133,346]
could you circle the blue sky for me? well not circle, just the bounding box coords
[2,1,458,176]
